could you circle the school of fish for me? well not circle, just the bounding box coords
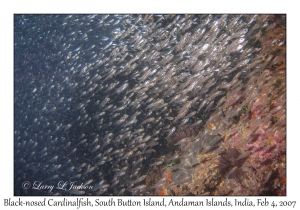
[14,14,285,195]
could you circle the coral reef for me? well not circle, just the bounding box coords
[144,15,286,196]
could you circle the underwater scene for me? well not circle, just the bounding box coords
[14,14,286,195]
